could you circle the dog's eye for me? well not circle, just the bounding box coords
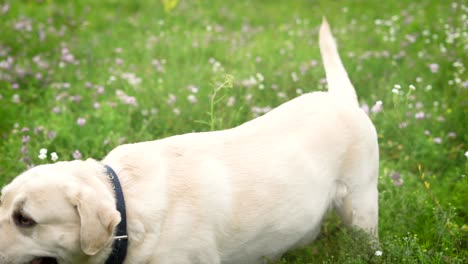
[13,211,36,227]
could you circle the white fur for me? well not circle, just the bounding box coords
[0,19,378,264]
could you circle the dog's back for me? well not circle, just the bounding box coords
[152,18,380,263]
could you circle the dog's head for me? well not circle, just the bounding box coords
[0,160,121,264]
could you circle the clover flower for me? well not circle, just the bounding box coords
[2,3,9,14]
[291,72,299,82]
[227,96,235,107]
[12,94,20,103]
[116,90,138,106]
[371,100,383,113]
[167,94,177,105]
[50,152,59,162]
[77,117,86,126]
[73,150,82,160]
[390,171,403,186]
[187,85,199,93]
[38,148,47,160]
[22,135,30,143]
[121,72,142,86]
[187,94,198,104]
[399,122,408,128]
[415,111,425,119]
[428,63,439,73]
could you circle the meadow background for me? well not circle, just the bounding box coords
[0,0,467,263]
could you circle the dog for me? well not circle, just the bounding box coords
[0,18,379,264]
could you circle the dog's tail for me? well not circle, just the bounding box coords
[319,17,358,105]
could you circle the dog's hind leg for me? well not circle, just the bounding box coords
[340,183,379,237]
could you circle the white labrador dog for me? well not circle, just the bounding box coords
[0,19,378,264]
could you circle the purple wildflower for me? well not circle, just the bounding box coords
[52,106,61,114]
[428,63,439,73]
[371,101,383,113]
[77,117,86,126]
[20,145,28,154]
[47,131,57,139]
[389,171,403,186]
[22,136,30,143]
[415,111,425,119]
[2,3,9,14]
[73,150,82,160]
[399,122,408,128]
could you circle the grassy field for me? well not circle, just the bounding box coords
[0,0,467,263]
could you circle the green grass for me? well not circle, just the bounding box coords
[0,0,467,263]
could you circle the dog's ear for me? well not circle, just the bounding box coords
[68,187,121,255]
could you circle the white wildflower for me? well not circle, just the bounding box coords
[227,96,235,107]
[256,73,264,82]
[50,152,59,162]
[375,250,383,256]
[291,72,299,82]
[187,94,197,104]
[38,148,47,160]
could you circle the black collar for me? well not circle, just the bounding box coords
[104,165,128,264]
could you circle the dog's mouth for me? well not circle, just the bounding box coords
[31,257,58,264]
